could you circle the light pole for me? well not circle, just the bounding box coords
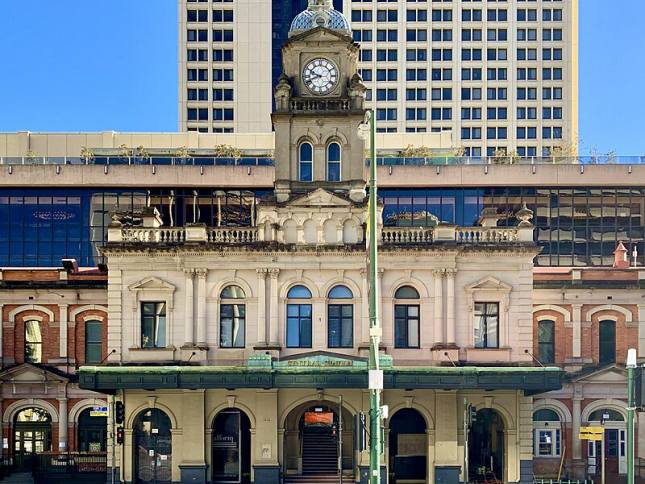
[627,348,637,484]
[365,109,382,484]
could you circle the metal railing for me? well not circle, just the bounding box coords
[3,155,644,166]
[0,156,274,166]
[375,155,645,166]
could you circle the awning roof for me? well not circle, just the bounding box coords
[79,365,562,395]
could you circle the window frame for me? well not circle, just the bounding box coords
[299,142,314,182]
[24,319,43,363]
[140,301,167,349]
[326,142,342,182]
[537,319,556,364]
[219,285,246,348]
[85,319,103,364]
[286,285,313,348]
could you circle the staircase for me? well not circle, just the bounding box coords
[285,427,339,484]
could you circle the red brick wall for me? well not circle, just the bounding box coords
[8,307,58,364]
[584,305,638,365]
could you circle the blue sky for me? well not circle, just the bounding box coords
[0,1,643,155]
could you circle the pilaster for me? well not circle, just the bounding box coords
[59,304,68,358]
[196,269,207,345]
[433,269,445,345]
[183,269,195,346]
[256,269,268,346]
[269,269,280,346]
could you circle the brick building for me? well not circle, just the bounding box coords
[0,266,109,475]
[532,257,645,481]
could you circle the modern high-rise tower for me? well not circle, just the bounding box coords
[179,0,578,157]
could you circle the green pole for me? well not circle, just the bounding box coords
[368,108,381,484]
[627,348,636,484]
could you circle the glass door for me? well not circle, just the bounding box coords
[134,409,172,484]
[14,427,51,471]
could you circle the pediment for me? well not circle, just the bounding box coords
[128,276,176,292]
[286,188,352,208]
[572,365,626,384]
[0,364,68,383]
[465,276,512,293]
[286,27,354,45]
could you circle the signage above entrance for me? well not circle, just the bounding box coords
[274,353,367,369]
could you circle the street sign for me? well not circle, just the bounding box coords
[90,405,109,417]
[580,426,604,434]
[579,433,603,441]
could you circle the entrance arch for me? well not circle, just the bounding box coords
[133,408,172,484]
[468,409,505,482]
[13,407,52,471]
[586,407,627,477]
[212,408,252,483]
[78,407,107,452]
[283,400,355,479]
[388,408,427,483]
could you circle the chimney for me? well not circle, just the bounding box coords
[613,241,629,269]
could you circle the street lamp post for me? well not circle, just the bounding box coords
[627,348,637,484]
[366,109,382,484]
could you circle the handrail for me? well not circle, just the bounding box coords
[2,155,644,166]
[0,156,274,166]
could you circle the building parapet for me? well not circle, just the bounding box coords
[107,224,534,245]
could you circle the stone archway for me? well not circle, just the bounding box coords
[211,408,252,484]
[468,408,505,482]
[388,408,428,483]
[282,400,355,479]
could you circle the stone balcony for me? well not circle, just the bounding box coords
[107,223,533,245]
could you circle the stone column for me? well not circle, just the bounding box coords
[433,269,445,345]
[572,303,582,358]
[269,269,280,346]
[256,269,267,345]
[572,394,582,459]
[446,270,456,345]
[184,270,194,346]
[58,397,68,451]
[59,304,68,358]
[196,269,207,345]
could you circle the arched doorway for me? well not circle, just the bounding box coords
[587,408,626,477]
[283,401,354,479]
[388,408,427,483]
[78,407,107,452]
[133,408,172,484]
[212,409,251,483]
[13,407,52,471]
[468,409,505,482]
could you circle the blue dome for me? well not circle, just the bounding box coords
[289,3,351,36]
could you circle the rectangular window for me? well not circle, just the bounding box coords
[538,320,555,364]
[24,320,43,363]
[328,304,353,348]
[287,304,312,348]
[85,320,103,363]
[220,304,245,348]
[394,305,420,348]
[474,302,499,348]
[141,302,166,348]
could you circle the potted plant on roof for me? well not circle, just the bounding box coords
[80,146,95,164]
[135,145,151,164]
[118,144,133,164]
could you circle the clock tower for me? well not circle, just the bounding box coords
[272,0,368,203]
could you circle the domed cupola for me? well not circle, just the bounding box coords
[289,0,351,37]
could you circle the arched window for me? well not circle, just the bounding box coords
[599,320,616,365]
[538,320,555,364]
[299,142,313,182]
[220,285,246,348]
[588,409,624,422]
[327,142,341,181]
[328,285,353,348]
[533,409,561,457]
[85,320,103,364]
[394,286,420,348]
[25,320,42,363]
[287,285,312,348]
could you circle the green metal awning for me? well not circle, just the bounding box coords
[79,353,562,395]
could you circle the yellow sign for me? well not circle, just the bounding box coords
[579,433,603,441]
[580,426,604,434]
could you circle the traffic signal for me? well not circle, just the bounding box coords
[115,401,125,424]
[116,427,124,445]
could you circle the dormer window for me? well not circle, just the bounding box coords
[327,142,341,181]
[299,142,314,182]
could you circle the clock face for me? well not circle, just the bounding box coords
[302,58,338,95]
